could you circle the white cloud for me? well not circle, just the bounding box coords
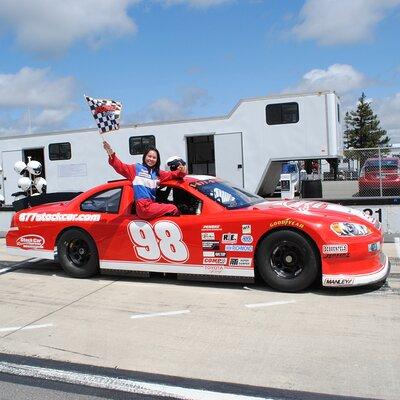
[0,67,75,108]
[33,107,77,127]
[287,64,368,95]
[292,0,400,45]
[376,93,400,144]
[159,0,233,8]
[0,0,234,56]
[145,98,186,121]
[0,67,77,136]
[129,87,209,122]
[0,0,138,56]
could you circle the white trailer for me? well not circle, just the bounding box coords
[0,91,342,205]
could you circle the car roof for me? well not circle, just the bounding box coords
[365,157,399,161]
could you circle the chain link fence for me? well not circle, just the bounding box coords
[321,147,400,198]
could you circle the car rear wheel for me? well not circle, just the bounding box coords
[57,229,99,278]
[256,230,319,292]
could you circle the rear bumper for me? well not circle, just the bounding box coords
[359,181,400,190]
[322,253,390,287]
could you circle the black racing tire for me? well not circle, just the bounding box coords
[57,229,99,278]
[255,229,319,292]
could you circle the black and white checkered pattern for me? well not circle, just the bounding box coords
[85,95,122,133]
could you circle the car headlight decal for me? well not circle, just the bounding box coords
[330,222,372,236]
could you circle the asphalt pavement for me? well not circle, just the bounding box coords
[0,238,399,400]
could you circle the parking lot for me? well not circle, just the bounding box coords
[0,238,399,399]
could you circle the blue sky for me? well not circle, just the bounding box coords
[0,0,399,142]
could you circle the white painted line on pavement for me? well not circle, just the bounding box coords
[0,361,271,400]
[0,323,53,333]
[131,310,190,319]
[0,258,35,275]
[243,286,258,291]
[22,323,54,331]
[394,237,400,258]
[245,300,297,308]
[28,258,43,263]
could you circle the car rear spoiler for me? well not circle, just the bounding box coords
[12,192,82,212]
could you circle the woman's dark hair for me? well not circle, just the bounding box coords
[142,146,161,174]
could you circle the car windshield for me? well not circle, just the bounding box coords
[364,159,399,170]
[190,179,264,209]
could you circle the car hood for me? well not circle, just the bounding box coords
[250,200,377,225]
[17,201,69,214]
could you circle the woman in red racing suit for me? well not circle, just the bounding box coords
[103,141,186,220]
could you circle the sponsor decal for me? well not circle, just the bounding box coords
[201,232,215,240]
[322,244,348,254]
[203,257,227,265]
[283,201,328,212]
[368,242,381,252]
[222,233,238,244]
[203,251,226,257]
[283,201,378,226]
[138,171,151,178]
[225,245,253,252]
[202,241,220,250]
[201,225,222,231]
[16,234,45,249]
[241,235,253,244]
[204,264,224,273]
[229,257,252,267]
[322,253,350,259]
[269,218,304,229]
[327,204,378,224]
[242,224,251,234]
[18,212,101,222]
[323,278,354,286]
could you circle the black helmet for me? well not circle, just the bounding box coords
[166,156,186,171]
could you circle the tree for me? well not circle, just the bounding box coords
[344,92,390,149]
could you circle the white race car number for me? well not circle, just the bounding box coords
[128,220,189,262]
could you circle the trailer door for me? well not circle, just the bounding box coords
[214,132,244,187]
[1,150,22,205]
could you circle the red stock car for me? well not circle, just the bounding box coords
[359,157,400,195]
[6,176,389,292]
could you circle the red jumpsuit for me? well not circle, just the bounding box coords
[109,153,186,220]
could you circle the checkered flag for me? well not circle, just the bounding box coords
[85,95,122,133]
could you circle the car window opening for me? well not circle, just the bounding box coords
[192,180,264,209]
[80,188,122,213]
[156,186,202,215]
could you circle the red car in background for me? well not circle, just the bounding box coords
[359,157,400,196]
[6,176,389,292]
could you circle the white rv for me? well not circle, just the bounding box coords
[0,91,342,205]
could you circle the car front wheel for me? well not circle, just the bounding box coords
[256,230,319,292]
[57,229,99,278]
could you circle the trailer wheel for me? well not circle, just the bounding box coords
[256,230,319,292]
[57,229,99,278]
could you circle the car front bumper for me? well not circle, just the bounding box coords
[322,252,390,287]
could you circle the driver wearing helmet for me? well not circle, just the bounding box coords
[103,141,187,220]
